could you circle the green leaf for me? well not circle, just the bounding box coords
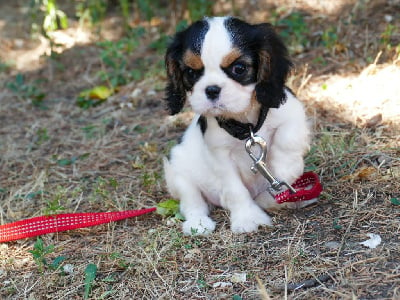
[156,199,180,218]
[56,158,75,166]
[390,198,400,205]
[16,73,24,85]
[57,10,68,29]
[84,263,98,299]
[79,153,91,160]
[50,255,66,270]
[333,218,342,230]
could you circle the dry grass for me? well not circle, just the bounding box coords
[1,1,400,299]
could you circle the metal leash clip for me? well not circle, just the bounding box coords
[245,130,296,194]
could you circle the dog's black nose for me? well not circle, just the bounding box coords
[205,85,221,101]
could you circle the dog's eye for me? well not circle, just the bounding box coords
[185,67,202,81]
[231,62,248,76]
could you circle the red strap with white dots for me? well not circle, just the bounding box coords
[0,208,156,243]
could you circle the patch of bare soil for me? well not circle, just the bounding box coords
[1,1,399,299]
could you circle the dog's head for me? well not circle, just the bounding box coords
[165,17,292,118]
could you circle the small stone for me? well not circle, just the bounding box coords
[63,264,74,275]
[384,15,393,22]
[231,272,247,283]
[131,88,142,98]
[212,281,232,288]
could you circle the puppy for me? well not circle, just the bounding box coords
[163,16,315,235]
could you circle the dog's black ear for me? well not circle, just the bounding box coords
[254,23,293,108]
[165,36,186,115]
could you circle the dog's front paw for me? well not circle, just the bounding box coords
[231,206,272,233]
[182,216,216,235]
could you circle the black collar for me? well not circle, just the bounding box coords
[215,105,269,140]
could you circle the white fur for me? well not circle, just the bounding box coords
[164,91,314,235]
[164,17,316,235]
[189,17,256,117]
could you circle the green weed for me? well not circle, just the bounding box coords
[381,24,396,49]
[275,12,309,53]
[88,176,119,203]
[137,0,154,21]
[140,171,161,191]
[43,198,65,215]
[333,218,343,230]
[187,0,214,21]
[29,0,68,55]
[34,128,50,145]
[149,33,170,54]
[30,0,68,34]
[305,128,361,178]
[97,28,145,88]
[53,153,90,167]
[76,0,107,29]
[156,198,184,220]
[81,119,113,137]
[321,26,338,51]
[29,237,66,273]
[84,263,98,299]
[108,252,130,269]
[42,186,67,215]
[312,56,328,66]
[196,273,210,289]
[6,74,46,107]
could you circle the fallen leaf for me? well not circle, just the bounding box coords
[365,114,382,128]
[341,167,376,182]
[79,85,113,100]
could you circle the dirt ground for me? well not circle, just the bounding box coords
[0,0,399,299]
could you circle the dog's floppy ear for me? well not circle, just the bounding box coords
[254,23,293,108]
[165,35,186,115]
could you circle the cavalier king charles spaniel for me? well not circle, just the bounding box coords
[163,16,316,235]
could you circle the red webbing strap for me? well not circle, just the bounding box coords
[275,172,323,204]
[0,208,156,243]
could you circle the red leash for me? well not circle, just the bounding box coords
[275,172,322,204]
[0,173,321,243]
[0,208,156,243]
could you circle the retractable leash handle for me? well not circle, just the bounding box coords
[245,133,296,194]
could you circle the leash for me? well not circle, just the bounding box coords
[0,208,156,243]
[274,171,322,204]
[245,130,322,203]
[0,129,321,243]
[0,169,320,243]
